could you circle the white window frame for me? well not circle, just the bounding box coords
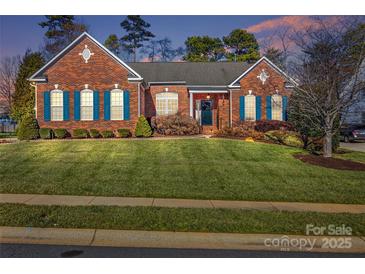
[50,89,63,121]
[245,95,256,121]
[271,94,283,121]
[110,89,124,121]
[80,89,94,121]
[156,92,178,116]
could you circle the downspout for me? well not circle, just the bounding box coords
[30,81,37,118]
[137,82,141,116]
[229,89,232,127]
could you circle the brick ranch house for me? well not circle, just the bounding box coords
[28,32,297,134]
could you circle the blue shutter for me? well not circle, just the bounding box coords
[104,90,110,120]
[239,96,245,121]
[43,91,50,121]
[282,96,288,121]
[123,90,130,120]
[63,91,70,121]
[266,96,272,120]
[74,91,80,121]
[255,96,262,120]
[93,90,99,120]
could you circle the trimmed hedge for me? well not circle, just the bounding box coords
[135,115,152,137]
[151,114,200,135]
[234,120,294,133]
[100,130,114,138]
[89,129,101,138]
[53,129,68,139]
[117,128,131,138]
[72,129,89,138]
[39,128,53,139]
[215,127,264,140]
[16,116,39,140]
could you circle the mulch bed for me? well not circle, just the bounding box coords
[294,154,365,171]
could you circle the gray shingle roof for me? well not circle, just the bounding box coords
[127,62,252,86]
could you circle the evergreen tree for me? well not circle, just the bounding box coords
[120,16,155,62]
[135,115,152,137]
[104,34,121,56]
[39,16,88,59]
[11,50,44,122]
[223,29,260,62]
[183,36,224,62]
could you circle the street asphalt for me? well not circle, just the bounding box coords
[1,243,364,258]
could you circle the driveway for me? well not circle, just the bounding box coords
[340,142,365,152]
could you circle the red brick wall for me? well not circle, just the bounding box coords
[231,60,291,126]
[144,85,189,118]
[35,36,140,132]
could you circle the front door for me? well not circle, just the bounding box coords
[201,100,213,125]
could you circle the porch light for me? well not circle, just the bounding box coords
[206,94,211,99]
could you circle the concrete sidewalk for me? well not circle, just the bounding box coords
[1,226,364,253]
[1,193,365,213]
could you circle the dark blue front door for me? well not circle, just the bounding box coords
[201,100,213,125]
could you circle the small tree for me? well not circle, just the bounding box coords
[290,19,365,157]
[135,115,152,137]
[16,114,39,140]
[11,50,44,122]
[120,16,155,62]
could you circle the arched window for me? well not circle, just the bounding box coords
[80,89,93,120]
[156,92,178,116]
[111,89,124,120]
[50,89,63,121]
[245,95,256,121]
[272,94,282,120]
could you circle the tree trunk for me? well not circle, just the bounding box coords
[323,131,332,158]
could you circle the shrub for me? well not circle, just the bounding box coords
[264,130,303,148]
[39,128,53,139]
[215,127,264,140]
[117,128,131,138]
[151,114,200,135]
[72,129,89,138]
[254,120,294,132]
[135,115,152,137]
[89,129,101,138]
[53,129,69,139]
[100,130,114,138]
[16,115,39,140]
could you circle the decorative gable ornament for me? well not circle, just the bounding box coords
[257,69,269,85]
[79,45,94,63]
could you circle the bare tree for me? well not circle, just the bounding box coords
[289,18,365,157]
[0,56,20,114]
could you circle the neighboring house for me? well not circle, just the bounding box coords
[28,32,296,133]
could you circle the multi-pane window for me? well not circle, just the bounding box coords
[156,92,178,116]
[111,89,124,120]
[81,89,93,120]
[245,95,256,121]
[51,90,63,121]
[272,94,283,120]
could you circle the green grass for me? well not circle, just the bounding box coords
[1,204,364,235]
[334,149,365,164]
[0,139,364,203]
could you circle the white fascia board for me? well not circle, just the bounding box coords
[228,56,298,88]
[28,32,142,81]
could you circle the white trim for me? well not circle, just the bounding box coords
[80,88,94,121]
[228,56,298,88]
[189,90,228,94]
[229,90,232,127]
[128,77,143,81]
[189,93,193,117]
[28,32,142,81]
[137,82,141,117]
[110,88,124,121]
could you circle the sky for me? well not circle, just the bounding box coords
[0,15,356,60]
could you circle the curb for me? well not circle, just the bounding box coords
[1,226,364,253]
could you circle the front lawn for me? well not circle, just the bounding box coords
[1,204,365,235]
[0,139,364,203]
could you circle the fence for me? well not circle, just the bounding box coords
[0,118,17,133]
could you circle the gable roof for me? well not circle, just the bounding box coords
[228,56,298,87]
[128,62,252,86]
[28,32,142,81]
